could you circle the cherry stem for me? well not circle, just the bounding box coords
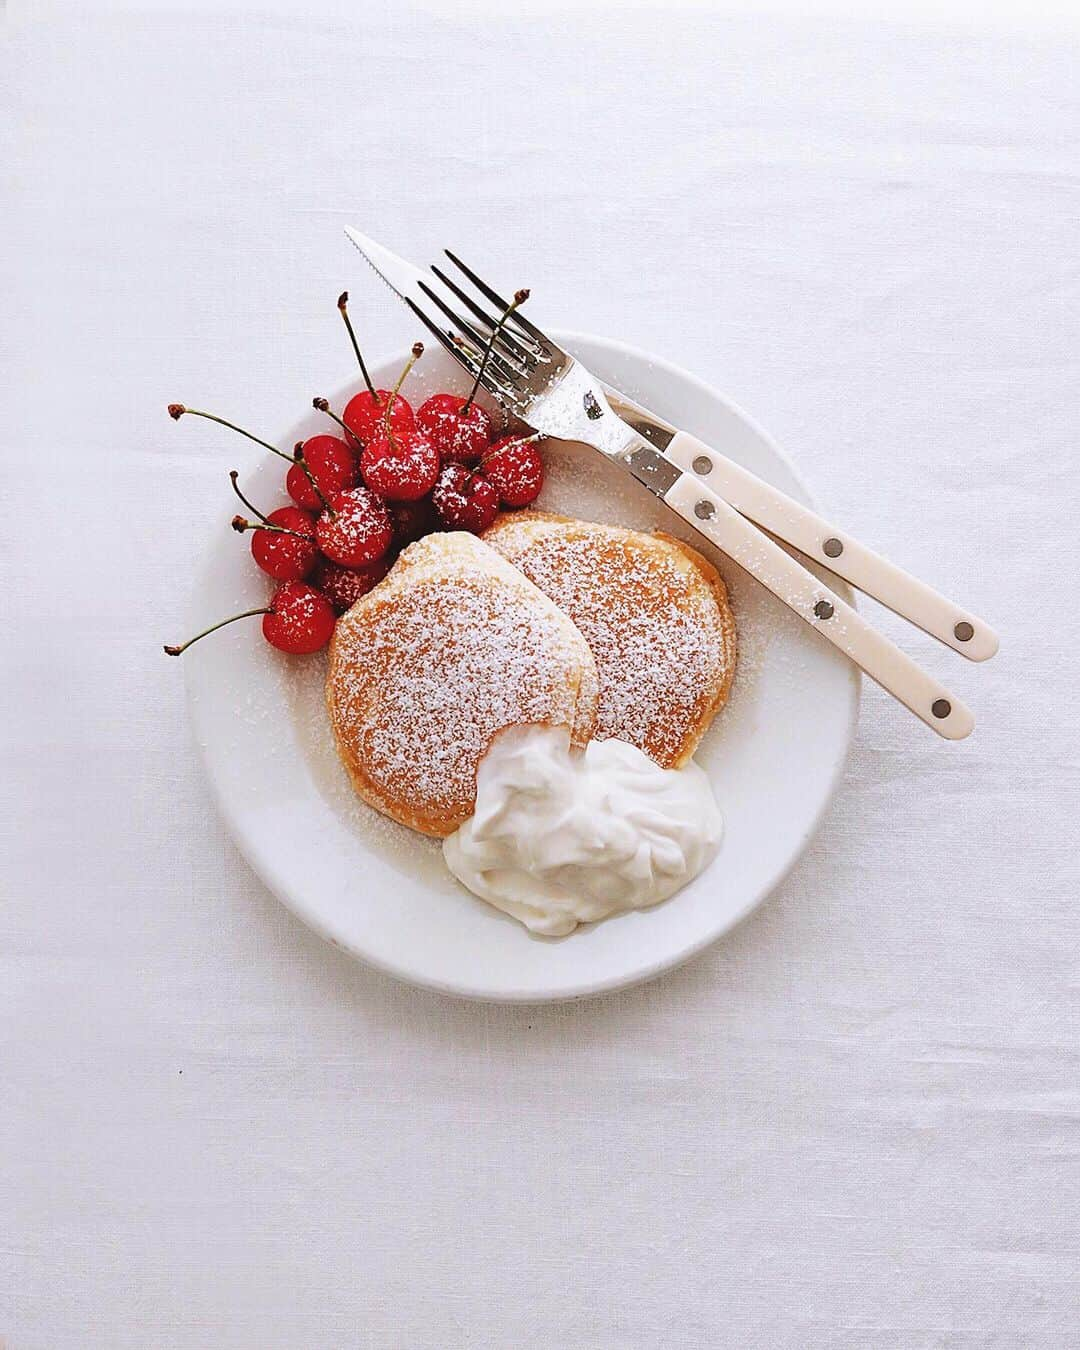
[229,470,273,525]
[172,404,333,516]
[463,288,529,415]
[292,441,335,515]
[337,292,377,400]
[312,397,362,451]
[231,514,310,540]
[382,342,423,445]
[171,408,294,463]
[164,608,270,656]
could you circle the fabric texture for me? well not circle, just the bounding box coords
[4,4,1079,1346]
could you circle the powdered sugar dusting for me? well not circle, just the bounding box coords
[325,533,597,835]
[274,434,817,858]
[316,486,392,563]
[534,435,805,733]
[486,516,736,767]
[207,360,841,925]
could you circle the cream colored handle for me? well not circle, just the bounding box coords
[666,432,998,662]
[662,470,974,740]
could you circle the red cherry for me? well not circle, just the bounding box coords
[360,430,440,502]
[335,291,413,446]
[163,580,335,657]
[261,581,337,654]
[391,495,440,545]
[314,555,393,614]
[416,394,494,465]
[343,390,415,445]
[236,506,318,581]
[316,485,394,566]
[287,435,356,510]
[431,464,500,534]
[227,472,317,580]
[483,435,544,508]
[341,340,425,446]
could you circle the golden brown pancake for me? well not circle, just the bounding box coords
[326,531,599,837]
[484,512,737,768]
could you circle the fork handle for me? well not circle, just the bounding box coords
[665,432,998,662]
[657,466,974,740]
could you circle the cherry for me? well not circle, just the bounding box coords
[416,393,494,465]
[261,582,337,653]
[343,389,416,445]
[228,471,317,580]
[356,344,437,500]
[482,434,545,508]
[337,292,416,444]
[361,431,440,501]
[314,555,392,614]
[286,435,356,511]
[164,581,335,657]
[431,463,500,534]
[391,495,440,545]
[233,508,318,581]
[316,485,394,566]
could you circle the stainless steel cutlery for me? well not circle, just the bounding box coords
[345,227,997,739]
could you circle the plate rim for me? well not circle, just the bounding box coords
[185,330,860,1002]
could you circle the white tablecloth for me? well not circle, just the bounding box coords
[5,4,1079,1345]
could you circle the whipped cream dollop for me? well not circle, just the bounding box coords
[443,725,722,937]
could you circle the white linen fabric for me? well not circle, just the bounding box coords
[4,4,1079,1346]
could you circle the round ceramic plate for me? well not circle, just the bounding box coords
[184,333,858,1001]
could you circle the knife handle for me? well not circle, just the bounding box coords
[665,432,998,662]
[658,467,974,740]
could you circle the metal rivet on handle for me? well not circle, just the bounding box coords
[694,500,716,520]
[823,537,843,558]
[813,599,835,620]
[692,455,713,476]
[932,699,952,719]
[954,621,974,642]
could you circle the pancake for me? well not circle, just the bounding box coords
[326,531,599,838]
[483,512,737,768]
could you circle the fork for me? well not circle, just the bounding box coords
[349,231,994,740]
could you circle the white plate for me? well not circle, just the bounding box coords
[184,333,858,1002]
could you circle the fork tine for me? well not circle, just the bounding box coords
[416,282,529,386]
[404,298,520,408]
[443,249,551,348]
[416,280,508,359]
[425,265,501,332]
[405,299,477,373]
[429,264,540,365]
